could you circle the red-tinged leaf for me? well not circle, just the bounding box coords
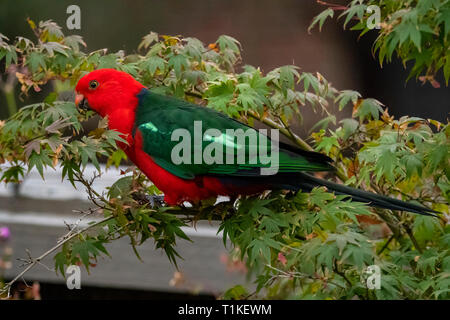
[24,140,41,158]
[278,252,287,266]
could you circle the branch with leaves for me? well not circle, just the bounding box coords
[0,214,113,299]
[310,0,450,86]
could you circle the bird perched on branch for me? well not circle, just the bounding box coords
[75,69,438,216]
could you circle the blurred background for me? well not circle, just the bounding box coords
[0,0,448,299]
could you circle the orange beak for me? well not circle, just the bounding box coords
[75,93,84,107]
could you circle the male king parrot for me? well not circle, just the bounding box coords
[74,69,437,216]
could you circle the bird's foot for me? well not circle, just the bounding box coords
[145,195,165,208]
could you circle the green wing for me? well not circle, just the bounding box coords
[134,89,334,180]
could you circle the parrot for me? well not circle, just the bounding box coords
[74,68,438,216]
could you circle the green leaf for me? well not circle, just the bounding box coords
[222,285,248,299]
[437,7,450,35]
[236,83,265,110]
[41,42,69,57]
[98,54,118,69]
[54,251,67,276]
[61,159,81,187]
[63,35,86,51]
[141,56,166,76]
[1,165,25,183]
[44,92,58,105]
[4,45,17,67]
[107,149,127,168]
[216,35,241,53]
[409,25,422,50]
[206,80,235,112]
[27,51,46,72]
[71,239,103,271]
[335,90,361,111]
[426,142,448,171]
[317,243,338,269]
[249,239,271,263]
[374,148,399,183]
[299,72,319,94]
[168,54,189,78]
[28,150,53,178]
[340,118,359,140]
[279,66,300,95]
[402,153,423,178]
[413,215,442,241]
[444,54,450,85]
[108,176,133,199]
[310,115,336,133]
[309,8,334,32]
[315,136,339,154]
[138,32,159,51]
[355,99,384,121]
[339,4,367,29]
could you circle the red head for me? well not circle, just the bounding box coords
[75,69,145,117]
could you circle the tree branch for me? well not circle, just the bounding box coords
[0,215,114,298]
[266,263,346,290]
[333,259,352,287]
[316,0,348,11]
[377,234,395,255]
[404,224,423,254]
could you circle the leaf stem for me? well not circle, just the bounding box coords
[4,87,17,117]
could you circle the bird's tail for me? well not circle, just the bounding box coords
[287,172,439,217]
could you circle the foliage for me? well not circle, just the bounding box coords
[0,19,448,300]
[310,0,450,86]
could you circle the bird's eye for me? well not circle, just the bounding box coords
[89,80,99,90]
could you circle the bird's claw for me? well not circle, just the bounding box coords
[145,195,165,208]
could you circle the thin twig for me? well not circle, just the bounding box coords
[316,0,348,11]
[265,263,346,289]
[333,259,352,287]
[0,216,114,298]
[404,224,423,254]
[248,110,313,151]
[377,234,395,255]
[61,207,102,242]
[73,172,108,208]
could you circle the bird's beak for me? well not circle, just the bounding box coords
[75,93,90,111]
